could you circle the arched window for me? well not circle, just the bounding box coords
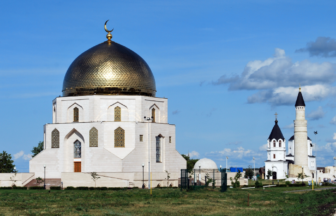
[114,127,125,147]
[279,140,282,147]
[156,136,161,162]
[273,140,276,147]
[114,106,121,121]
[152,108,156,123]
[74,107,79,122]
[74,140,81,158]
[273,154,276,159]
[51,129,59,148]
[89,127,98,147]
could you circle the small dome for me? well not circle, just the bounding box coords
[62,41,156,97]
[193,158,218,170]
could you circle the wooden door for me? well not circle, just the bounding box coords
[74,162,81,172]
[272,172,277,180]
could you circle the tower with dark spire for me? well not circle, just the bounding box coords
[294,87,309,173]
[265,113,288,179]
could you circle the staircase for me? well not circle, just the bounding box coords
[24,179,62,189]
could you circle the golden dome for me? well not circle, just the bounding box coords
[62,41,156,97]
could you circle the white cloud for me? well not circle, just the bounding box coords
[13,151,32,161]
[259,144,268,151]
[283,123,294,129]
[330,116,336,125]
[296,37,336,58]
[23,154,32,160]
[189,151,199,158]
[307,106,325,120]
[13,151,24,160]
[214,48,336,105]
[212,146,262,159]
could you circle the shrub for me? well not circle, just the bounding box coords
[255,180,263,188]
[0,187,13,190]
[97,187,107,190]
[322,182,334,186]
[76,187,89,190]
[285,181,291,186]
[50,186,61,190]
[12,186,27,190]
[89,187,95,190]
[65,186,76,190]
[29,186,44,190]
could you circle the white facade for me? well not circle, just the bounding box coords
[286,136,316,173]
[29,95,186,186]
[265,137,288,179]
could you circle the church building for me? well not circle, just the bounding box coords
[28,22,186,188]
[265,88,316,180]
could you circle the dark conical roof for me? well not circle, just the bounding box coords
[268,120,285,140]
[295,91,305,107]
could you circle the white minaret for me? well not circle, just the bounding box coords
[294,87,309,172]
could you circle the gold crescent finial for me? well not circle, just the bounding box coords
[299,84,301,92]
[104,20,114,43]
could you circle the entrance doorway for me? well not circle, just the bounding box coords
[272,172,277,180]
[74,162,81,172]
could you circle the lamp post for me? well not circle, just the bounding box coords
[44,165,46,189]
[199,166,201,186]
[302,166,304,184]
[253,157,255,180]
[142,163,145,189]
[0,155,2,173]
[272,166,274,185]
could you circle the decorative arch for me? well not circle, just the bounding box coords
[73,107,79,122]
[114,127,125,147]
[114,106,121,121]
[51,129,60,148]
[107,102,129,122]
[67,103,84,123]
[90,127,98,147]
[149,104,160,123]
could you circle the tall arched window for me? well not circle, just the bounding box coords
[152,108,156,123]
[90,127,98,147]
[156,136,161,162]
[74,107,79,122]
[114,106,121,122]
[273,140,276,147]
[114,127,125,147]
[74,140,81,158]
[279,140,282,147]
[273,154,276,159]
[51,129,59,148]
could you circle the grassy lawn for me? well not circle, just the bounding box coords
[0,187,336,216]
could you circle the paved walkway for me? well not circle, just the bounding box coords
[283,187,336,193]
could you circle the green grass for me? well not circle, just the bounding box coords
[0,187,335,215]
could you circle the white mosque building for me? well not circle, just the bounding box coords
[265,88,316,180]
[26,23,186,188]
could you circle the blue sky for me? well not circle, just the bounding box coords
[1,0,336,172]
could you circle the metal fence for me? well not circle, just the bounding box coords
[180,169,227,192]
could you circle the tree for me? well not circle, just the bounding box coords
[31,141,44,157]
[266,169,272,179]
[181,154,199,171]
[0,151,15,173]
[230,170,242,188]
[165,170,171,187]
[91,172,100,187]
[244,165,254,179]
[297,171,309,183]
